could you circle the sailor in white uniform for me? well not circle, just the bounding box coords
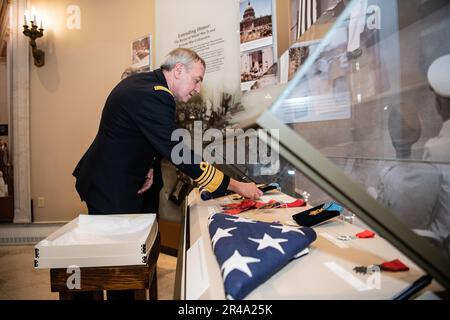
[423,54,450,257]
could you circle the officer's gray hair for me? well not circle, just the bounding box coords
[160,48,205,71]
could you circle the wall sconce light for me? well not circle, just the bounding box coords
[23,10,45,67]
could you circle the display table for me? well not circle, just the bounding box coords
[176,189,443,299]
[50,232,160,300]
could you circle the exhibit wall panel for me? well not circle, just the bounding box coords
[155,0,241,107]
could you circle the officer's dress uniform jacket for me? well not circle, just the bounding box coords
[73,69,229,213]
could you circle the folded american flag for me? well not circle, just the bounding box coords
[208,213,317,300]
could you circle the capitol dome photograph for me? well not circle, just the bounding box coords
[240,0,273,44]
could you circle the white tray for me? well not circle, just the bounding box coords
[34,214,158,269]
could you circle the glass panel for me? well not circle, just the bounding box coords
[211,129,443,297]
[268,0,450,261]
[215,130,357,216]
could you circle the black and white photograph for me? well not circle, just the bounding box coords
[279,40,319,83]
[289,43,313,81]
[296,0,319,40]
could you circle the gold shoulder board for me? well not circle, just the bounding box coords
[154,85,174,97]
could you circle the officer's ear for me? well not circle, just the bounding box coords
[173,63,184,79]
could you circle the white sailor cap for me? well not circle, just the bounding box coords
[427,54,450,98]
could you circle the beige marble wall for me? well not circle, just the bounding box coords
[25,0,155,221]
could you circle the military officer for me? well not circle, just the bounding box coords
[73,48,262,215]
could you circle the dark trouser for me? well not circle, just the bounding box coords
[86,185,161,218]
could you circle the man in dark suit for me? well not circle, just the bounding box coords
[73,48,262,215]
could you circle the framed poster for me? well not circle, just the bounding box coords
[240,46,277,91]
[239,0,277,92]
[239,0,274,52]
[155,0,241,108]
[131,34,152,71]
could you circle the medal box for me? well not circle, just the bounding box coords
[292,202,343,227]
[34,214,158,269]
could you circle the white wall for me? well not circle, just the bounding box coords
[28,0,155,221]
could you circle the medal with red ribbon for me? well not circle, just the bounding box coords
[337,229,376,241]
[353,259,410,275]
[221,198,306,215]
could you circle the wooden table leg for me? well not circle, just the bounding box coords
[150,267,158,300]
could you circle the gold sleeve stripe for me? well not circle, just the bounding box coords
[194,162,225,192]
[195,162,212,184]
[154,85,174,97]
[201,167,217,187]
[197,165,214,186]
[203,169,224,193]
[195,162,225,192]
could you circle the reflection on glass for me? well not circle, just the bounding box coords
[269,0,450,259]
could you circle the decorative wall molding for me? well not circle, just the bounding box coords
[0,222,65,245]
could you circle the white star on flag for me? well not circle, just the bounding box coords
[211,227,237,249]
[271,224,305,235]
[208,206,220,219]
[209,213,317,299]
[248,233,288,254]
[221,250,260,281]
[226,217,257,224]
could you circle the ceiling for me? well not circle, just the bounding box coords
[0,0,10,60]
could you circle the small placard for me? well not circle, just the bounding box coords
[186,237,210,299]
[187,190,197,206]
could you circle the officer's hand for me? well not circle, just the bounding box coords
[228,179,263,200]
[138,168,154,194]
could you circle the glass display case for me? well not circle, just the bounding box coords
[176,0,450,299]
[255,0,450,290]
